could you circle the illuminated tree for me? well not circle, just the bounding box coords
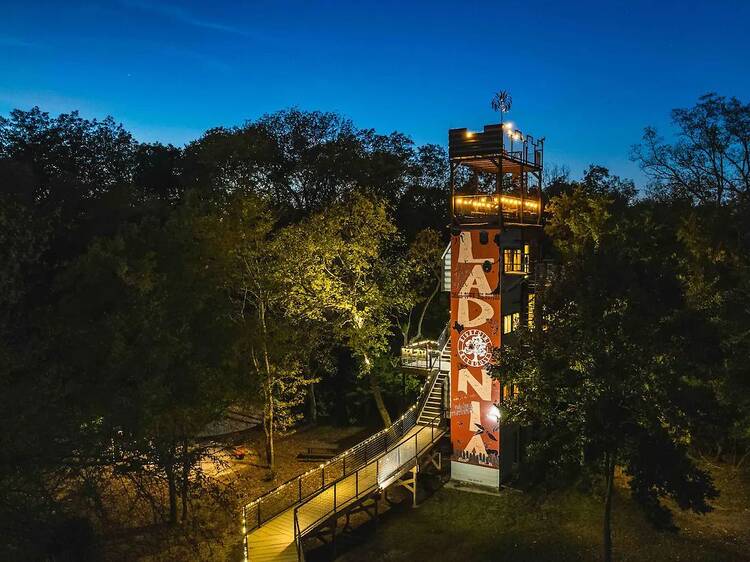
[275,194,410,426]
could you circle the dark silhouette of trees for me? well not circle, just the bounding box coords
[493,166,719,562]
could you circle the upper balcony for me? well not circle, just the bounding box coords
[449,122,545,227]
[453,193,541,226]
[449,123,544,173]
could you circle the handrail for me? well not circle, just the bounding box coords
[415,364,445,422]
[293,412,445,557]
[242,333,449,533]
[435,323,450,353]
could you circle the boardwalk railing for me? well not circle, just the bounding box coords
[293,413,445,557]
[241,339,448,535]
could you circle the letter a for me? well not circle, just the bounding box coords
[458,264,492,295]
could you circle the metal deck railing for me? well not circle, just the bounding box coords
[242,330,449,536]
[293,413,445,558]
[399,323,450,372]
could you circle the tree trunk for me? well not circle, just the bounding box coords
[414,279,440,342]
[259,302,275,471]
[366,358,392,427]
[308,381,318,424]
[264,406,274,470]
[180,436,190,522]
[165,461,178,525]
[603,449,616,562]
[400,308,413,347]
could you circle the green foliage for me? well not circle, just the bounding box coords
[632,93,750,204]
[493,167,719,560]
[274,193,412,425]
[0,105,450,555]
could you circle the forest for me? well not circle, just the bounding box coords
[1,93,749,561]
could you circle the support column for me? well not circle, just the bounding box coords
[396,466,419,508]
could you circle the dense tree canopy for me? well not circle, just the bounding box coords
[1,95,749,561]
[0,106,449,558]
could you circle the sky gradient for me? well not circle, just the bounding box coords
[2,0,749,186]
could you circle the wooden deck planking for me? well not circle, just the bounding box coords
[245,423,445,561]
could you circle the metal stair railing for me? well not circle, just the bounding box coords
[243,405,422,535]
[241,331,449,536]
[293,412,445,559]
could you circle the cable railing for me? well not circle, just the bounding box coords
[293,412,445,558]
[241,333,449,534]
[449,125,544,170]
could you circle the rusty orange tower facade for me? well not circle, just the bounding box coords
[448,122,544,487]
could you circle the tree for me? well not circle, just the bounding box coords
[492,168,718,562]
[632,93,750,205]
[275,194,410,426]
[203,193,317,470]
[54,198,242,525]
[183,108,418,222]
[396,228,444,345]
[634,95,750,466]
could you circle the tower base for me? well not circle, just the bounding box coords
[450,461,499,489]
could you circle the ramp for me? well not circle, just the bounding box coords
[242,354,448,561]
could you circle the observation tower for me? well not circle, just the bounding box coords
[446,120,544,487]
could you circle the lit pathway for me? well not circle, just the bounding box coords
[246,423,445,561]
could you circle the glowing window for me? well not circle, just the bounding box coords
[504,246,530,274]
[527,293,535,328]
[503,312,520,334]
[503,249,522,273]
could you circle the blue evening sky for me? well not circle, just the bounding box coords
[2,0,749,186]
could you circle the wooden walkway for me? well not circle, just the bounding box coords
[246,423,445,561]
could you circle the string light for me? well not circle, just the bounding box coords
[242,337,448,558]
[242,344,448,513]
[453,194,540,212]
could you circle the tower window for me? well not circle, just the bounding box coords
[503,312,520,334]
[527,293,535,328]
[504,245,531,274]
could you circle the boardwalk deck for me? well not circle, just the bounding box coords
[245,423,445,561]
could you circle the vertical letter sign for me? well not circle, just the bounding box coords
[450,229,501,487]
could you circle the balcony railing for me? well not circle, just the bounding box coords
[453,193,541,225]
[449,125,544,170]
[400,324,449,372]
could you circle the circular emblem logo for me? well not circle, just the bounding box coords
[457,329,493,368]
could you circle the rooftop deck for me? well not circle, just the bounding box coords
[449,123,544,173]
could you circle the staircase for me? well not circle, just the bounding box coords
[243,333,452,561]
[417,340,450,426]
